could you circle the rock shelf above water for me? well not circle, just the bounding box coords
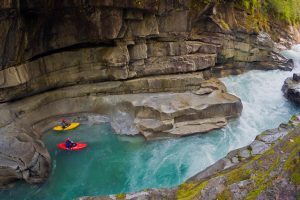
[0,73,242,188]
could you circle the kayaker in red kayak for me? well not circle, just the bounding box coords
[65,138,76,149]
[57,141,87,150]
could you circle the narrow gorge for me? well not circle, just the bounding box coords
[0,0,299,200]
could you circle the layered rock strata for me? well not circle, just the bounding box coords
[0,0,296,102]
[80,114,300,200]
[1,75,242,139]
[0,43,217,102]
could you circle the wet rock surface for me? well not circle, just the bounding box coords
[282,73,300,104]
[81,114,300,200]
[0,133,50,188]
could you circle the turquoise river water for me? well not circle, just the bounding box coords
[0,45,300,200]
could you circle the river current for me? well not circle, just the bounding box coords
[0,45,299,200]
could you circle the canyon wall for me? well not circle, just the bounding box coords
[0,0,299,188]
[0,0,297,102]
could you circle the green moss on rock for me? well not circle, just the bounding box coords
[177,181,208,200]
[226,167,252,185]
[216,189,233,200]
[115,193,126,199]
[219,19,230,30]
[283,134,300,185]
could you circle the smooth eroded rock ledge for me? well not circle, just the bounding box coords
[0,73,242,187]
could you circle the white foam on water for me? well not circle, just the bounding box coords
[292,44,300,52]
[282,44,300,68]
[87,115,110,125]
[110,111,139,135]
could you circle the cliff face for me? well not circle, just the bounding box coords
[0,0,298,189]
[0,0,215,102]
[0,0,157,68]
[0,0,297,102]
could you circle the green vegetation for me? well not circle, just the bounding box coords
[226,167,252,185]
[115,193,126,199]
[246,154,280,199]
[190,0,300,26]
[239,0,259,14]
[176,181,208,200]
[291,115,298,121]
[219,19,230,30]
[189,0,215,12]
[234,0,300,24]
[266,0,300,24]
[283,132,300,185]
[216,189,233,200]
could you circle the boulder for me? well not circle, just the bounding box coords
[131,88,243,139]
[282,73,300,104]
[293,73,300,81]
[0,133,50,188]
[249,140,270,155]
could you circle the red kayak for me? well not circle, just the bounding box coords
[57,143,87,151]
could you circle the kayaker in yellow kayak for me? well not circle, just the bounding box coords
[61,118,70,129]
[53,119,80,131]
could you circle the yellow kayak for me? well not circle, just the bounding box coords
[53,122,80,131]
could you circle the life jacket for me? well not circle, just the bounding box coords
[65,140,72,148]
